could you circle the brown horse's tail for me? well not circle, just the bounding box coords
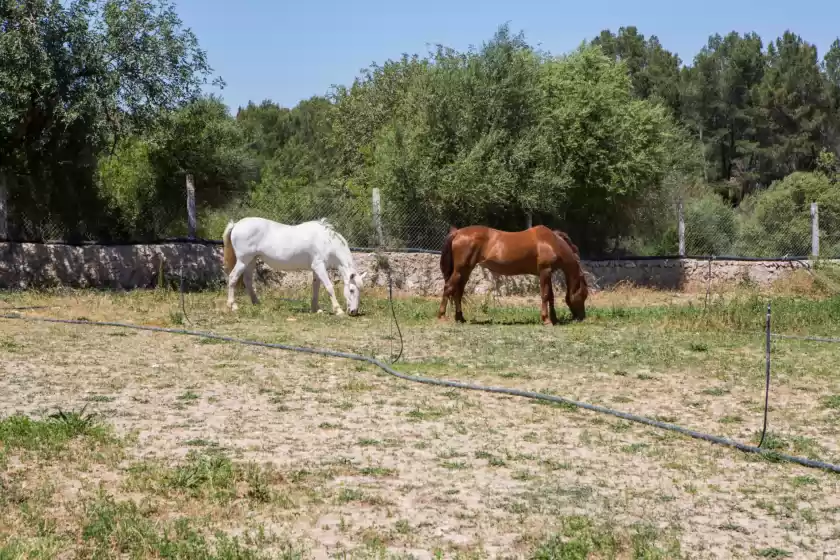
[440,226,458,283]
[222,220,237,276]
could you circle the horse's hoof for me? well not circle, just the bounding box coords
[315,309,324,314]
[335,309,345,316]
[228,303,238,312]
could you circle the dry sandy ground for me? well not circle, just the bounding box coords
[1,288,840,559]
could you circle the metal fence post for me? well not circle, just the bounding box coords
[372,188,385,247]
[678,199,685,257]
[811,202,819,258]
[0,172,8,240]
[526,212,533,229]
[186,174,196,240]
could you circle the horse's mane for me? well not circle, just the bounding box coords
[553,229,580,257]
[316,218,351,248]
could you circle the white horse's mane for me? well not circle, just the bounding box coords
[315,218,351,250]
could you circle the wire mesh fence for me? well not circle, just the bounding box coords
[1,173,839,259]
[0,173,188,243]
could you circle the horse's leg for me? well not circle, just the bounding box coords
[547,273,558,325]
[437,289,450,320]
[437,273,457,320]
[539,269,553,325]
[243,261,259,305]
[453,268,472,323]
[226,259,249,311]
[311,273,322,314]
[311,261,344,316]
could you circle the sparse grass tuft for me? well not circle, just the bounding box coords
[80,493,300,559]
[530,515,682,559]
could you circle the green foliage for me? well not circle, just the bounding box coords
[365,28,676,252]
[684,193,738,255]
[0,0,220,240]
[97,96,256,238]
[591,26,682,116]
[738,172,840,257]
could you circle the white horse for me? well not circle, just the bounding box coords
[222,217,366,315]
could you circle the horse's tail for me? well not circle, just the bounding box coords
[440,226,458,283]
[222,220,237,276]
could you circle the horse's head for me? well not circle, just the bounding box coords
[553,229,587,321]
[569,274,588,321]
[343,270,367,316]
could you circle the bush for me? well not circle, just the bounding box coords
[684,193,738,255]
[736,171,840,257]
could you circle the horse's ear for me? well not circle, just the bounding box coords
[357,271,367,281]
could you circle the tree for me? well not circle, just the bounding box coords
[680,32,765,200]
[369,34,675,253]
[591,26,682,115]
[0,0,219,239]
[754,32,831,184]
[98,96,256,238]
[821,39,840,160]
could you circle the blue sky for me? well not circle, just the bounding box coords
[175,0,840,113]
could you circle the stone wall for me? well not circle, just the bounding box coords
[0,241,824,294]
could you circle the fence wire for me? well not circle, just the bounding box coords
[2,177,839,259]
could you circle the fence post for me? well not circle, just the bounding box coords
[0,172,8,240]
[811,202,819,258]
[186,174,196,240]
[372,188,384,247]
[678,199,685,257]
[525,212,533,229]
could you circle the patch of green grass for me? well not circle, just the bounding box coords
[198,337,226,345]
[84,394,116,403]
[126,452,285,506]
[475,451,506,467]
[820,395,840,409]
[0,408,113,455]
[755,548,793,558]
[701,387,729,396]
[530,515,682,559]
[620,443,648,454]
[166,451,236,500]
[406,407,449,421]
[791,475,819,488]
[184,438,220,448]
[336,488,366,504]
[79,493,298,559]
[0,337,21,353]
[753,431,825,459]
[176,390,200,402]
[358,466,396,477]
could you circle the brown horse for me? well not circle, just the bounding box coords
[438,225,588,325]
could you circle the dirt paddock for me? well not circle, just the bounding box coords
[1,283,840,559]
